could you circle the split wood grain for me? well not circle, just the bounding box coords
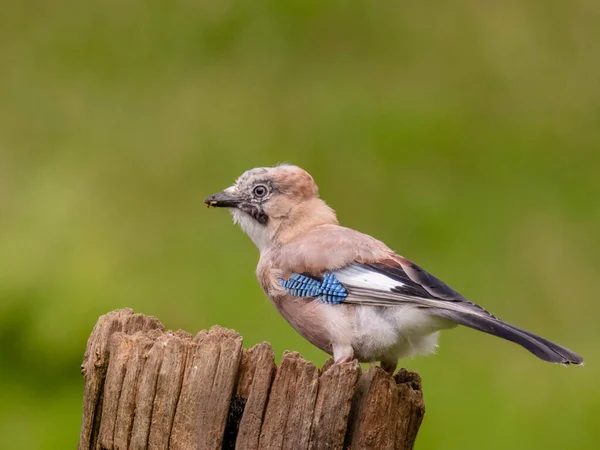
[146,332,191,450]
[258,351,320,450]
[79,308,163,450]
[78,310,425,450]
[393,369,425,450]
[170,327,243,450]
[234,343,276,450]
[309,360,361,450]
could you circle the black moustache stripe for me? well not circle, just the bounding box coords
[241,204,269,225]
[252,209,269,225]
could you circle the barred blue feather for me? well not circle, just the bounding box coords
[320,273,348,303]
[280,272,347,304]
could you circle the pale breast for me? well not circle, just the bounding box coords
[257,253,356,354]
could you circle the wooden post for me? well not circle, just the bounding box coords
[79,309,425,450]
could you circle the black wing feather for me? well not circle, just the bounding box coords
[342,259,583,365]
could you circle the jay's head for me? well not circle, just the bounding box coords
[205,165,337,250]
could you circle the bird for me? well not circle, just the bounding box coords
[205,165,583,373]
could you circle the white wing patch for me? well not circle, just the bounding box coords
[334,265,402,292]
[335,264,494,319]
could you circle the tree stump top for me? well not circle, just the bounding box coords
[78,308,424,450]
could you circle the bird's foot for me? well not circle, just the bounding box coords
[334,355,354,364]
[333,344,354,365]
[380,359,398,375]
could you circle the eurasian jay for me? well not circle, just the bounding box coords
[205,165,583,373]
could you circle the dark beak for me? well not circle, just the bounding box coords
[204,191,241,208]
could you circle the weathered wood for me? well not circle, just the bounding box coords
[309,360,361,450]
[129,332,172,450]
[97,332,134,449]
[344,366,425,450]
[79,308,163,450]
[148,332,191,450]
[393,369,425,450]
[79,310,425,450]
[258,351,320,449]
[114,333,155,449]
[234,343,276,450]
[170,327,243,450]
[345,366,399,449]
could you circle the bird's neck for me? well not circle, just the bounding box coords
[271,198,338,246]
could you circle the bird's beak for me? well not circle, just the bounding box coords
[204,189,241,208]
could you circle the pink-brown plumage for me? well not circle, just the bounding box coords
[205,165,583,372]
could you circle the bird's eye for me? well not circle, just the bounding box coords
[253,185,268,198]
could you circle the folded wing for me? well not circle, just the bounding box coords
[286,256,583,366]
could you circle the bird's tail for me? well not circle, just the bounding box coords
[434,308,584,365]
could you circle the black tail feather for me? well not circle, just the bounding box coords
[435,309,584,365]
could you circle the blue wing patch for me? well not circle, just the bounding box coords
[280,273,322,297]
[320,273,348,303]
[280,272,347,304]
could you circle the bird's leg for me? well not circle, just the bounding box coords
[380,358,398,375]
[333,344,354,364]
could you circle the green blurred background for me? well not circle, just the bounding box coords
[1,1,599,449]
